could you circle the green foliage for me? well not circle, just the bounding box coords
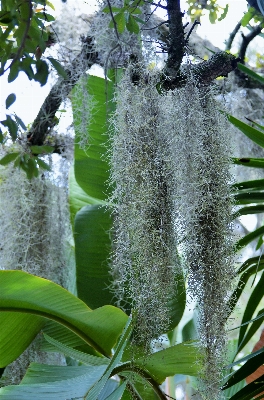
[187,0,229,23]
[103,0,144,34]
[1,2,264,399]
[0,270,128,358]
[0,0,67,143]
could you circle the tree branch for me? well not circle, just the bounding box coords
[165,0,185,77]
[238,23,263,64]
[29,36,97,146]
[225,21,241,51]
[162,52,239,90]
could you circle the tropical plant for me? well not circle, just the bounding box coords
[0,1,264,399]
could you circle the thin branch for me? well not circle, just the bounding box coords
[239,23,263,63]
[185,19,201,44]
[141,20,169,31]
[165,0,185,77]
[225,21,241,51]
[143,0,168,10]
[29,36,97,146]
[106,0,120,41]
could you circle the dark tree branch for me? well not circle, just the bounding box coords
[165,0,185,77]
[29,36,97,146]
[162,52,239,90]
[239,23,263,64]
[233,23,263,85]
[225,21,241,51]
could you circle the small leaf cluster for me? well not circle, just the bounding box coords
[0,145,53,179]
[0,1,68,144]
[241,5,264,26]
[0,1,54,77]
[103,0,145,34]
[187,0,229,23]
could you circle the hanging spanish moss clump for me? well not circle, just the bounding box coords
[160,77,235,399]
[0,157,72,385]
[90,0,157,68]
[109,66,179,349]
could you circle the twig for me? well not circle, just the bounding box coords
[225,21,241,51]
[143,0,168,10]
[185,19,201,44]
[239,23,263,63]
[141,20,169,31]
[106,0,120,41]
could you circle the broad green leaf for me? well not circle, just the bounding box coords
[0,363,107,399]
[120,371,160,400]
[233,178,264,191]
[234,191,264,204]
[227,346,264,369]
[0,313,44,367]
[241,7,256,27]
[228,114,264,149]
[86,317,133,400]
[232,157,264,168]
[238,63,264,85]
[104,382,127,400]
[223,379,245,400]
[223,348,264,390]
[98,380,119,400]
[0,152,19,165]
[1,115,18,140]
[41,320,98,356]
[182,318,198,341]
[236,225,264,250]
[0,10,12,24]
[30,145,54,154]
[14,114,27,130]
[227,263,264,317]
[36,158,51,171]
[43,333,110,366]
[237,255,264,274]
[69,166,105,224]
[74,205,114,309]
[109,12,126,33]
[0,270,128,357]
[25,157,39,179]
[47,57,68,79]
[102,6,122,12]
[34,59,49,86]
[133,342,201,384]
[236,309,264,353]
[8,62,19,83]
[244,117,264,132]
[72,75,115,200]
[218,4,228,21]
[46,1,55,10]
[232,205,264,220]
[36,12,55,22]
[225,374,264,400]
[167,270,186,331]
[126,14,139,34]
[238,271,264,348]
[5,93,16,109]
